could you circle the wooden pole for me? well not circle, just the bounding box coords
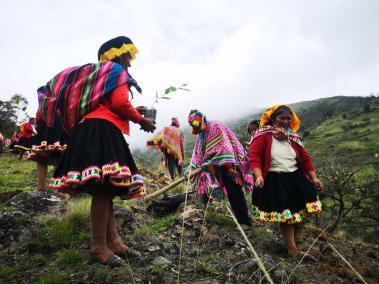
[226,205,274,284]
[144,168,202,202]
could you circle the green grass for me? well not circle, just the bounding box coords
[197,258,219,276]
[206,211,235,227]
[149,264,168,274]
[93,266,109,283]
[39,271,68,284]
[304,102,379,162]
[113,197,145,209]
[42,197,90,249]
[66,197,91,231]
[0,254,46,278]
[135,214,177,236]
[53,248,86,267]
[0,265,23,278]
[0,156,38,193]
[356,164,377,181]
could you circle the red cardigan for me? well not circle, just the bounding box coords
[20,122,34,138]
[84,84,143,135]
[249,134,315,179]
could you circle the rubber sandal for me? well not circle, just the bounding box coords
[117,248,142,260]
[88,253,125,268]
[297,252,317,262]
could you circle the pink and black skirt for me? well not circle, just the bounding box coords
[251,170,321,224]
[49,119,145,199]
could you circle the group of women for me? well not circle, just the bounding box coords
[10,35,322,267]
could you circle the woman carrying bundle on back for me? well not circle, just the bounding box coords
[250,104,323,258]
[147,117,185,180]
[40,36,155,267]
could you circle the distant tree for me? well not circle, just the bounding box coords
[0,94,29,137]
[10,94,29,123]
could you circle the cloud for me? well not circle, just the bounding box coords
[0,0,378,148]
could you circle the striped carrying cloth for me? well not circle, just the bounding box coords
[37,62,128,133]
[147,126,185,165]
[189,120,253,195]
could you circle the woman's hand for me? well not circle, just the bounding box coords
[139,118,156,133]
[255,176,264,188]
[311,177,323,192]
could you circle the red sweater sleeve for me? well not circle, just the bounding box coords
[23,123,34,135]
[109,84,143,123]
[249,135,266,170]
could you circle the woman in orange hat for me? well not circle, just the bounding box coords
[250,105,322,258]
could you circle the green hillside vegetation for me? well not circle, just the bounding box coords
[301,97,379,162]
[230,95,379,160]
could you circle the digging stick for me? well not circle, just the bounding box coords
[144,168,202,202]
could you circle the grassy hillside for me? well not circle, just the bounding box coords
[300,97,379,161]
[228,95,379,163]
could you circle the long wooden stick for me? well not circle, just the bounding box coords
[144,168,202,202]
[328,243,368,284]
[226,205,274,284]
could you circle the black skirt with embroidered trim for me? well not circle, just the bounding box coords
[13,136,33,152]
[50,119,145,199]
[251,170,321,224]
[25,122,70,165]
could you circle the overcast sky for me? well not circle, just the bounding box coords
[0,0,378,147]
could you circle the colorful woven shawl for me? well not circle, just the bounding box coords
[253,125,303,146]
[189,120,253,195]
[37,62,128,133]
[147,126,185,165]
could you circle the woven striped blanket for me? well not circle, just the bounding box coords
[37,62,128,133]
[147,126,185,165]
[189,120,253,195]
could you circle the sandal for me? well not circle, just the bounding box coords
[88,253,125,268]
[296,252,317,262]
[116,248,142,260]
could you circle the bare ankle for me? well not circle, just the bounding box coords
[90,244,108,253]
[287,248,299,257]
[90,245,114,262]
